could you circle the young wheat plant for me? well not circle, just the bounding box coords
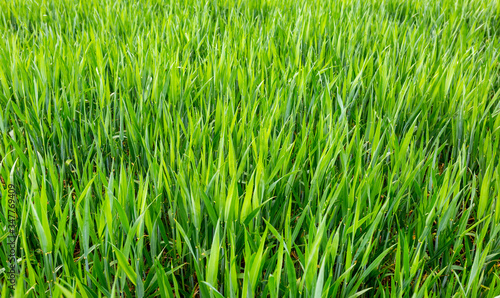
[0,0,500,297]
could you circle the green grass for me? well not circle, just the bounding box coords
[1,0,500,296]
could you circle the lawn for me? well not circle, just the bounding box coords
[1,0,500,297]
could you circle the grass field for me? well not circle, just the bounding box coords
[1,0,500,297]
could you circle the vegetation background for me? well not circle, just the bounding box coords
[0,0,500,297]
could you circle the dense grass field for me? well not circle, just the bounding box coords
[1,0,500,297]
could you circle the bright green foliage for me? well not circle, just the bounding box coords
[1,0,500,297]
